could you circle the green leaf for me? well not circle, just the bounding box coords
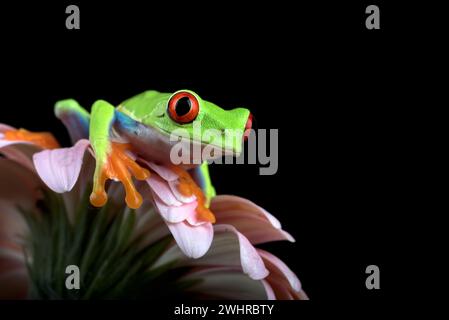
[20,186,196,299]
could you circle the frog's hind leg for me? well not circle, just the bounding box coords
[55,99,90,143]
[89,100,150,209]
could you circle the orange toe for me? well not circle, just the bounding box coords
[170,165,216,224]
[90,190,108,207]
[90,142,149,209]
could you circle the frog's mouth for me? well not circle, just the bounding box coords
[194,112,253,160]
[243,113,253,141]
[159,112,253,160]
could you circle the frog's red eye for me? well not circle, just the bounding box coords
[168,92,200,124]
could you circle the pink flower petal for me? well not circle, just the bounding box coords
[212,195,281,227]
[0,199,27,244]
[146,174,183,206]
[140,160,179,182]
[152,192,198,223]
[211,195,295,244]
[0,140,42,171]
[262,280,276,300]
[0,269,28,299]
[258,249,302,292]
[0,124,51,170]
[0,140,33,148]
[0,124,15,133]
[0,159,42,242]
[154,224,269,280]
[0,242,25,271]
[213,224,269,280]
[184,268,269,299]
[0,159,41,204]
[166,221,213,258]
[0,242,28,299]
[292,289,309,300]
[264,277,295,299]
[33,139,90,193]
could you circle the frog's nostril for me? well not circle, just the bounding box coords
[243,113,253,141]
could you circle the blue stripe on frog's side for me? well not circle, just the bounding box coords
[189,165,207,191]
[114,110,139,133]
[189,162,216,207]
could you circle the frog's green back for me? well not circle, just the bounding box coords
[117,90,171,122]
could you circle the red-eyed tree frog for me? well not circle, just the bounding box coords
[52,90,253,215]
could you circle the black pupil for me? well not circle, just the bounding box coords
[175,97,191,116]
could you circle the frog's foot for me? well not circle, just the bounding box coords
[170,166,216,223]
[3,128,59,149]
[90,142,150,209]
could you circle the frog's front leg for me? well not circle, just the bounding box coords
[89,100,150,209]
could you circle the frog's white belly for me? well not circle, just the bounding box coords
[113,118,228,168]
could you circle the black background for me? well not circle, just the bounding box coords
[1,0,416,310]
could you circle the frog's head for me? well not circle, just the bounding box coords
[122,90,252,160]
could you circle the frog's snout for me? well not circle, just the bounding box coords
[243,113,253,141]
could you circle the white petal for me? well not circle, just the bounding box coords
[159,223,269,280]
[213,224,269,280]
[258,249,302,292]
[32,139,90,193]
[152,192,197,223]
[165,221,213,259]
[146,174,183,206]
[211,195,294,245]
[141,160,179,181]
[184,268,269,299]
